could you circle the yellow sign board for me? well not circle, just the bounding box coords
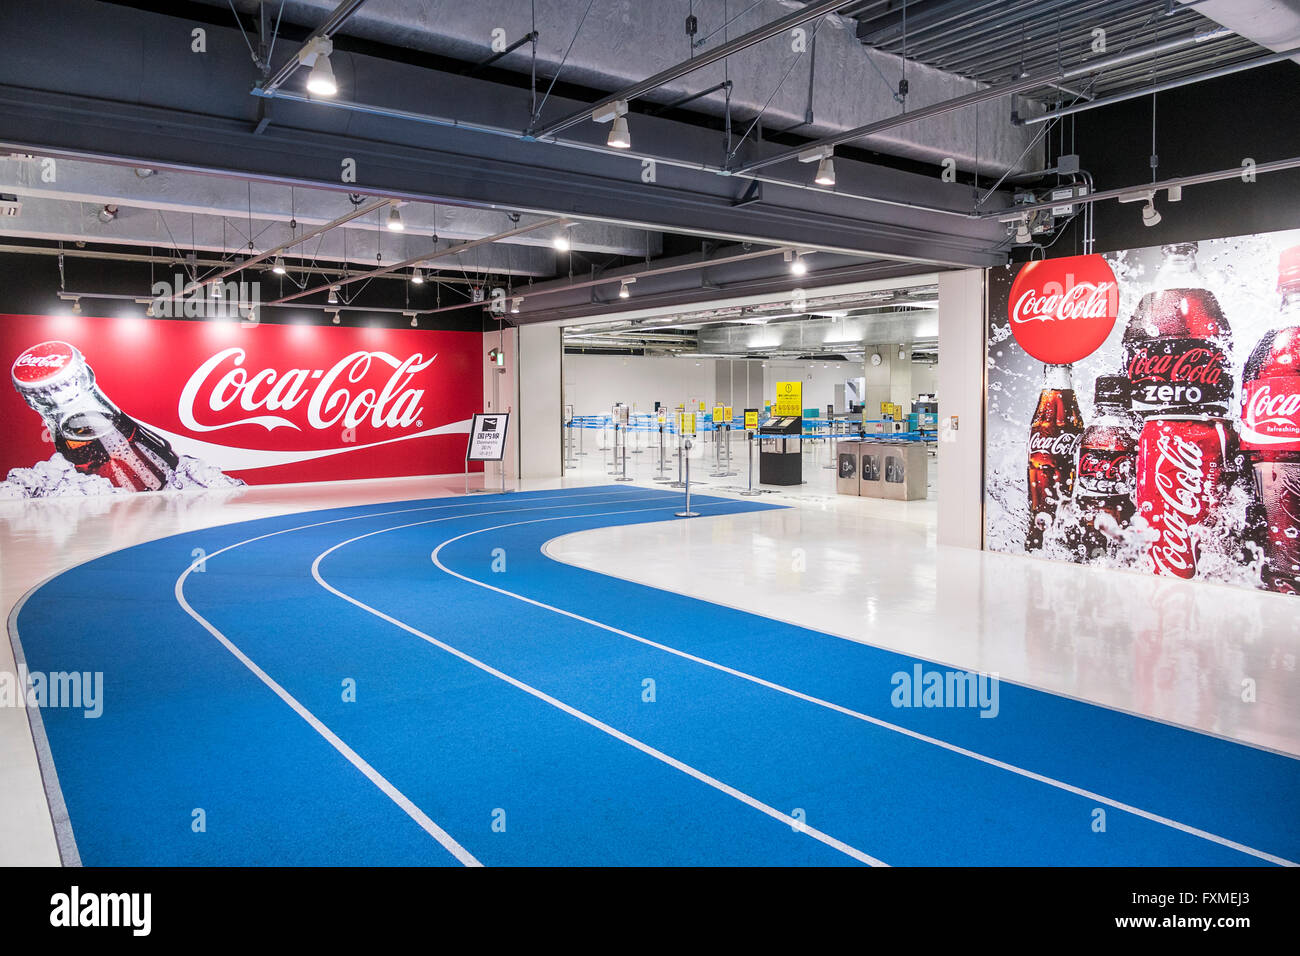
[679,412,696,436]
[699,401,706,412]
[724,406,733,421]
[744,410,759,429]
[712,405,724,424]
[775,381,802,417]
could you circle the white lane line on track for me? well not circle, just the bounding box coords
[173,488,660,867]
[312,500,887,868]
[422,512,1298,868]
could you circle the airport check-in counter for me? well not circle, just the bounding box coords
[835,438,927,500]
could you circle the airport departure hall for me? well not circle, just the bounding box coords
[0,0,1297,916]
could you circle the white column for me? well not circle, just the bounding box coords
[937,269,986,549]
[516,323,563,480]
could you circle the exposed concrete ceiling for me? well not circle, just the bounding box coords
[208,0,1041,175]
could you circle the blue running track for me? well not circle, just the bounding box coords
[9,485,1299,866]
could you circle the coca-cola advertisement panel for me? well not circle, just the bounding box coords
[985,231,1300,597]
[1,314,483,498]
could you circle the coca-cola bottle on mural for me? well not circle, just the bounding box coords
[1240,244,1300,594]
[1067,376,1138,560]
[1125,242,1237,579]
[11,341,180,491]
[1026,363,1085,551]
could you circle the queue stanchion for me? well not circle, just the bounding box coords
[654,422,671,483]
[723,422,737,476]
[675,438,699,518]
[709,419,726,477]
[823,418,836,469]
[740,430,761,496]
[615,422,633,481]
[578,417,587,456]
[671,426,686,488]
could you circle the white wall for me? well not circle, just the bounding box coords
[937,269,986,549]
[563,353,716,415]
[761,361,857,415]
[564,352,939,423]
[912,362,938,397]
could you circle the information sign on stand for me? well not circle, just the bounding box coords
[744,408,759,430]
[466,412,511,494]
[712,405,724,424]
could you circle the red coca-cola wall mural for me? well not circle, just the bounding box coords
[985,231,1300,597]
[0,314,483,498]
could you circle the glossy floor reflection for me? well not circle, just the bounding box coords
[547,501,1299,758]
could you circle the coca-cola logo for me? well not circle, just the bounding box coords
[11,341,75,386]
[178,347,437,434]
[1078,449,1134,495]
[1080,452,1124,481]
[1028,432,1081,457]
[1006,255,1119,364]
[1126,345,1226,385]
[1241,378,1300,449]
[1146,433,1207,578]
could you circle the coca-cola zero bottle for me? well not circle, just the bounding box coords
[11,341,179,491]
[1068,376,1138,560]
[1240,244,1300,594]
[1026,363,1085,551]
[1125,242,1237,579]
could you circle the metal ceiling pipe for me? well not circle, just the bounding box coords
[55,289,457,316]
[978,155,1300,218]
[260,0,370,94]
[0,241,481,283]
[271,215,566,304]
[977,36,1262,92]
[732,27,1232,176]
[525,0,873,141]
[1016,47,1300,123]
[190,198,391,291]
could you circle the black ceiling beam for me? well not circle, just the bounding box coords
[0,0,1009,269]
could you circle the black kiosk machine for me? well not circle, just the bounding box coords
[759,416,802,485]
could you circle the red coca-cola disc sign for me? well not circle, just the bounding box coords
[1008,255,1120,364]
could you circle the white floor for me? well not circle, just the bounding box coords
[2,434,1297,865]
